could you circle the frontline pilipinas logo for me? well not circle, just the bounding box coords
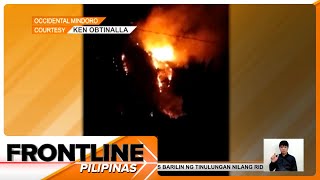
[7,144,144,173]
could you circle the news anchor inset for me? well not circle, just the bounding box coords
[269,140,297,171]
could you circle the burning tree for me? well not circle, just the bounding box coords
[121,41,184,119]
[146,45,184,119]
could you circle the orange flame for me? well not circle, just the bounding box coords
[142,44,184,119]
[147,45,175,93]
[130,5,228,119]
[132,5,229,119]
[133,18,186,119]
[150,45,175,63]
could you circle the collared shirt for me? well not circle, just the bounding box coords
[269,153,297,171]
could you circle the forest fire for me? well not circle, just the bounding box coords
[140,43,184,119]
[148,45,175,93]
[130,5,221,119]
[121,43,183,119]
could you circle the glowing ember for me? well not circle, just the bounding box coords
[121,54,128,75]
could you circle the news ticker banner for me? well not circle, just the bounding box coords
[32,17,137,34]
[0,136,268,180]
[157,163,264,172]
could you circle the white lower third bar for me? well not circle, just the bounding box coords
[157,163,265,171]
[68,26,137,34]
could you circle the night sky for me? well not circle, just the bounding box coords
[83,5,229,176]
